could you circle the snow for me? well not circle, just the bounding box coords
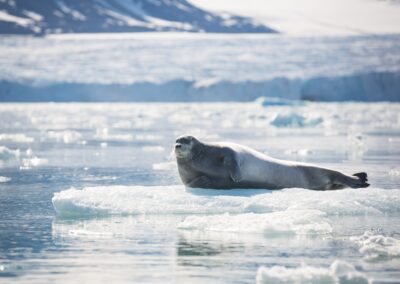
[189,0,400,36]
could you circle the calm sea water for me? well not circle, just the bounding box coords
[0,102,399,283]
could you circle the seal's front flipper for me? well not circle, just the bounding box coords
[187,176,212,188]
[223,152,242,183]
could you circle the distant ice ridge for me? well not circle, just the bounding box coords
[52,186,400,218]
[256,260,371,284]
[2,72,400,102]
[1,34,400,102]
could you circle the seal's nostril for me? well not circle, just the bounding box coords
[175,143,182,149]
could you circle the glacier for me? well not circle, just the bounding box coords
[0,33,399,102]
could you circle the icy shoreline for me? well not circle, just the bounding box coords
[1,71,399,102]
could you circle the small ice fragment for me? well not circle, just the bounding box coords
[152,162,176,171]
[0,176,11,183]
[256,260,370,284]
[0,133,34,143]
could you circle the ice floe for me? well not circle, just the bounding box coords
[20,156,48,169]
[350,231,400,261]
[0,133,34,143]
[256,260,370,284]
[52,185,400,218]
[47,130,82,144]
[270,112,323,128]
[0,176,11,183]
[0,146,20,160]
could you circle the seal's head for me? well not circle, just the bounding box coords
[174,135,200,159]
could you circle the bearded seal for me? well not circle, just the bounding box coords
[174,135,369,190]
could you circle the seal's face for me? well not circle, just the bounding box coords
[174,135,198,159]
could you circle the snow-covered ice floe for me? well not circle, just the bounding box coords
[256,260,371,284]
[52,186,400,236]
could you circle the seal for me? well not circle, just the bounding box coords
[174,135,369,190]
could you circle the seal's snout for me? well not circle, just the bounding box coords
[175,143,182,149]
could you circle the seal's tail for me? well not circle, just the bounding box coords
[342,172,369,188]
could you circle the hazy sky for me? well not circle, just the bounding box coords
[189,0,400,35]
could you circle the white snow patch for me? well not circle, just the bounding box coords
[256,260,371,284]
[190,0,400,36]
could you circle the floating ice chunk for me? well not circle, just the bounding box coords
[100,142,108,148]
[152,161,176,171]
[256,97,305,107]
[350,231,400,261]
[178,210,332,236]
[389,169,400,177]
[0,176,11,183]
[271,112,323,127]
[0,146,20,160]
[0,133,34,143]
[47,130,81,144]
[256,260,371,284]
[52,186,400,218]
[21,156,48,169]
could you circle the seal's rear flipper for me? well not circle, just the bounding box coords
[340,172,369,188]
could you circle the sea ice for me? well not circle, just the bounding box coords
[350,231,400,261]
[256,260,370,284]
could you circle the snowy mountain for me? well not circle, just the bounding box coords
[0,0,275,34]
